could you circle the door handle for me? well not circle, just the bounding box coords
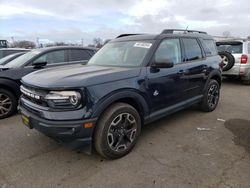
[178,70,188,74]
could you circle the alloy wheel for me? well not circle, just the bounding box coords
[207,84,219,108]
[107,113,137,152]
[0,93,12,117]
[221,55,229,68]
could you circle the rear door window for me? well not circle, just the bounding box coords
[202,39,217,56]
[69,49,91,61]
[216,42,243,54]
[182,38,203,61]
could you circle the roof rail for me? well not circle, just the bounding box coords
[161,29,207,34]
[116,34,142,38]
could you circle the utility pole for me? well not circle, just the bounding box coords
[81,38,84,47]
[36,37,39,48]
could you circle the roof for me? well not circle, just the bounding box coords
[215,39,249,43]
[36,46,98,52]
[112,29,213,42]
[0,48,30,51]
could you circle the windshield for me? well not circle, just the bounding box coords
[7,50,41,68]
[88,41,153,67]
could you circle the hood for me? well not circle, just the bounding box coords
[22,64,141,89]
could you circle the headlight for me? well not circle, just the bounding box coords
[45,91,82,109]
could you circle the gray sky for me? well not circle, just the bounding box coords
[1,0,250,44]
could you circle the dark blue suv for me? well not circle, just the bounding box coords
[19,29,222,159]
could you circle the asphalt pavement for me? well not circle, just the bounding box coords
[0,78,249,188]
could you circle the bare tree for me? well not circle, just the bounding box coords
[103,39,111,45]
[11,40,36,49]
[46,42,68,47]
[93,38,103,48]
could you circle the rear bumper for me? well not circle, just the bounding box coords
[222,64,240,76]
[223,64,250,80]
[19,105,97,153]
[240,65,250,80]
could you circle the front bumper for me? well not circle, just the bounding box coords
[19,104,97,153]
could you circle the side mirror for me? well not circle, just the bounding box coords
[152,58,174,68]
[32,61,47,68]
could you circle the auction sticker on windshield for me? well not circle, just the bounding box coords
[134,42,152,49]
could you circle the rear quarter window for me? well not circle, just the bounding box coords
[201,39,217,56]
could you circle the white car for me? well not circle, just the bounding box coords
[216,39,250,85]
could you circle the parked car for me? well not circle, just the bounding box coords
[19,29,222,159]
[0,52,26,65]
[216,39,250,84]
[0,40,8,48]
[0,46,97,119]
[0,48,30,59]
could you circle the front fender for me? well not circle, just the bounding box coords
[0,78,20,97]
[91,89,149,118]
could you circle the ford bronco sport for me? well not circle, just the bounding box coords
[19,29,222,159]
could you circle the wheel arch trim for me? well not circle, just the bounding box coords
[0,78,20,98]
[91,89,149,119]
[204,70,222,92]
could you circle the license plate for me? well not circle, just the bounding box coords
[21,114,30,126]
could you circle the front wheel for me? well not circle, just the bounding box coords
[199,80,220,112]
[0,89,17,119]
[94,103,141,159]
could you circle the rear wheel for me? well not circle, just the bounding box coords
[0,89,17,119]
[94,103,141,159]
[199,80,220,112]
[242,79,250,85]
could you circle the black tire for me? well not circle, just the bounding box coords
[218,51,235,71]
[0,89,17,119]
[94,103,141,159]
[242,79,250,85]
[199,80,220,112]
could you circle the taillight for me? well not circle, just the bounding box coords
[241,54,248,64]
[219,60,224,69]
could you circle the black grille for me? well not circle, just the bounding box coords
[21,85,48,107]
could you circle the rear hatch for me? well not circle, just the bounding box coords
[216,41,244,74]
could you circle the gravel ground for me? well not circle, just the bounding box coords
[0,78,249,188]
